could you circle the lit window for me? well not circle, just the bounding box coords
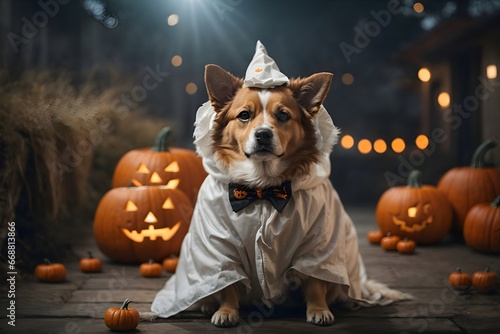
[341,135,354,149]
[391,138,405,153]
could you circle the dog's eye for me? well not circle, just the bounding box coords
[237,110,251,122]
[276,110,291,123]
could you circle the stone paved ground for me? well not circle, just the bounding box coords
[1,207,499,333]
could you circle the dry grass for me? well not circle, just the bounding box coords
[0,67,169,272]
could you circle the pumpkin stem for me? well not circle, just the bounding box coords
[456,267,463,273]
[120,299,132,310]
[87,251,93,259]
[491,195,500,208]
[470,139,496,168]
[44,258,51,265]
[407,170,422,188]
[153,127,172,152]
[485,266,490,273]
[148,259,154,264]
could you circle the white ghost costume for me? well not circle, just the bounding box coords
[151,41,403,318]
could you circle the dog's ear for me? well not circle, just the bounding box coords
[205,64,243,111]
[289,73,333,116]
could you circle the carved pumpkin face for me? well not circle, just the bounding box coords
[376,170,453,245]
[112,128,207,205]
[392,202,433,233]
[93,186,193,263]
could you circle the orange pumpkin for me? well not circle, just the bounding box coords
[35,259,66,283]
[140,259,163,277]
[472,267,497,294]
[93,185,193,263]
[367,230,384,244]
[438,139,500,232]
[79,251,102,273]
[463,195,500,254]
[396,238,416,254]
[112,127,207,205]
[380,233,401,251]
[376,170,453,245]
[104,299,140,331]
[448,267,472,290]
[162,256,179,273]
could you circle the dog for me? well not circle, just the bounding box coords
[151,43,412,327]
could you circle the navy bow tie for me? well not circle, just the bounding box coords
[228,181,292,213]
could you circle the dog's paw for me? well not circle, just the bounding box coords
[306,308,335,326]
[200,302,217,315]
[211,308,239,327]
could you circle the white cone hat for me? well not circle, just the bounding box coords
[243,40,289,88]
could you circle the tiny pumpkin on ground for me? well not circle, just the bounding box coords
[162,255,179,273]
[448,267,472,291]
[367,230,384,244]
[79,251,102,273]
[140,259,163,277]
[396,238,416,254]
[104,299,140,331]
[472,267,498,294]
[35,259,67,283]
[380,233,401,251]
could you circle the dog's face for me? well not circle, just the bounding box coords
[205,65,333,188]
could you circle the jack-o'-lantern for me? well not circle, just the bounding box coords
[93,185,193,263]
[438,139,500,232]
[376,170,453,245]
[112,127,207,204]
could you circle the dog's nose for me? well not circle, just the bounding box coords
[255,128,273,144]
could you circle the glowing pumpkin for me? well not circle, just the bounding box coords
[438,139,500,232]
[93,185,193,263]
[112,127,207,205]
[376,170,453,245]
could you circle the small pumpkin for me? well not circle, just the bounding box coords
[380,233,401,251]
[79,251,102,273]
[448,267,472,290]
[438,139,500,232]
[376,170,453,245]
[367,230,384,244]
[112,127,208,205]
[162,255,179,273]
[104,299,140,331]
[463,195,500,254]
[396,238,416,254]
[140,259,163,277]
[93,185,193,263]
[35,259,66,283]
[472,267,497,294]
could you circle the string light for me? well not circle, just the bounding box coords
[341,135,354,149]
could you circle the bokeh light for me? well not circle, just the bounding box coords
[171,55,183,67]
[413,2,424,14]
[185,82,198,95]
[341,135,354,149]
[418,67,431,82]
[167,14,179,26]
[373,139,387,153]
[415,134,429,150]
[358,139,372,154]
[486,64,497,79]
[342,73,354,85]
[438,92,450,108]
[391,138,405,153]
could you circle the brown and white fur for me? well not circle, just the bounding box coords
[200,64,410,327]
